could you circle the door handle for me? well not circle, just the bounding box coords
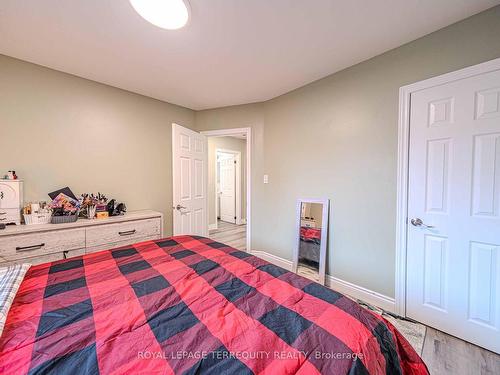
[173,204,187,211]
[410,218,435,228]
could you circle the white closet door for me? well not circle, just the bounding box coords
[407,69,500,354]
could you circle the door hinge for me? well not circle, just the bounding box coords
[234,160,237,164]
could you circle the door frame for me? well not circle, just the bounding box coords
[215,148,242,226]
[201,127,252,252]
[395,57,500,317]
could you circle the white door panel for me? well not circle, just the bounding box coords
[172,124,208,236]
[407,69,500,354]
[219,155,236,223]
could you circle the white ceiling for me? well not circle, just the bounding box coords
[1,1,498,110]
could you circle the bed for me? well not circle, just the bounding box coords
[0,235,428,374]
[299,227,321,264]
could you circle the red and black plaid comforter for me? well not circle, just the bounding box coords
[0,236,428,375]
[300,227,321,243]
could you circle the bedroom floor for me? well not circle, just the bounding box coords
[421,327,500,374]
[357,304,500,374]
[208,222,500,374]
[209,220,246,251]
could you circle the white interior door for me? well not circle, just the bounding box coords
[218,153,236,223]
[172,123,208,236]
[407,69,500,354]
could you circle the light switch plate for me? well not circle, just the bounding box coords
[263,174,269,184]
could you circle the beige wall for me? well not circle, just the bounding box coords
[195,6,500,298]
[0,54,195,234]
[2,6,499,298]
[207,136,247,226]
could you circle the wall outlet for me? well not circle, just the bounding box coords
[263,174,269,184]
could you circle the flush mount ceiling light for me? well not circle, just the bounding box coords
[130,0,190,30]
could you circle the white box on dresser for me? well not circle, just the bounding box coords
[0,210,163,266]
[0,180,23,225]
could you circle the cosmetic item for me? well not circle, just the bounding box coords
[96,211,109,219]
[96,204,107,212]
[106,200,127,216]
[87,205,97,219]
[31,203,40,213]
[23,203,31,215]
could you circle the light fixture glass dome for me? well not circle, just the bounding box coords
[130,0,190,30]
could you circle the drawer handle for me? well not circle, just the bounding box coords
[16,243,45,252]
[119,229,136,236]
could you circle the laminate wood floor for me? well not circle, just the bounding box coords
[209,220,246,251]
[208,222,500,374]
[421,327,499,375]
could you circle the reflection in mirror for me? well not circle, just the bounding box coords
[293,199,329,285]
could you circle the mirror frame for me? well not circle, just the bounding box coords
[292,198,329,285]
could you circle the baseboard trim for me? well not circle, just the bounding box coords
[250,250,293,270]
[249,250,395,313]
[208,223,218,231]
[325,275,395,313]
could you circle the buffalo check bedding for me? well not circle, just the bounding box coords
[0,235,428,375]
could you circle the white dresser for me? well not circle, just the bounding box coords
[0,210,163,266]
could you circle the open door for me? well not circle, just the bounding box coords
[172,123,208,236]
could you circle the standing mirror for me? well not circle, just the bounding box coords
[292,198,329,285]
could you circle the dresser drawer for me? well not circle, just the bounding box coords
[0,252,64,267]
[0,208,20,224]
[0,248,86,267]
[0,228,86,263]
[85,218,161,248]
[85,235,159,255]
